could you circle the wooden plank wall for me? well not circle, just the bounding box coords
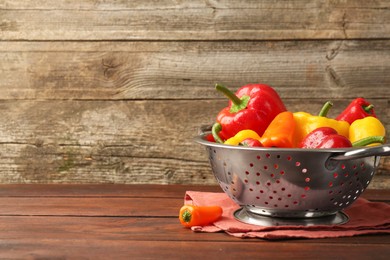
[0,0,389,188]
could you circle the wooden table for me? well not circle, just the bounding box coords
[0,184,389,259]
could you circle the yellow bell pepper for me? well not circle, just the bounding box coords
[293,112,350,147]
[224,129,261,146]
[349,116,386,146]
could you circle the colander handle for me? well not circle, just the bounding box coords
[330,144,390,161]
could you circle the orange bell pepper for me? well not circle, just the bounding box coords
[260,111,296,148]
[179,205,223,228]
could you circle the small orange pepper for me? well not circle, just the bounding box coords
[260,111,296,148]
[179,205,223,228]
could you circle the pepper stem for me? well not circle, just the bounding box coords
[212,122,224,143]
[215,83,242,105]
[352,136,385,147]
[364,104,374,113]
[318,101,333,117]
[215,83,250,113]
[181,209,192,223]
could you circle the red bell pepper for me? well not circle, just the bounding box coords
[240,138,263,147]
[336,98,376,124]
[212,83,286,142]
[299,127,385,149]
[299,127,352,148]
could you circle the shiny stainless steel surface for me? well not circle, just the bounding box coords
[195,129,390,224]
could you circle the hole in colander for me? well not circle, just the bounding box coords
[295,162,301,167]
[249,163,254,167]
[287,156,292,161]
[266,153,271,158]
[257,155,261,160]
[333,173,338,178]
[274,164,279,169]
[280,170,285,175]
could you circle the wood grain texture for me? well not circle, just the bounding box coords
[0,41,389,100]
[0,0,389,40]
[0,99,388,187]
[0,1,389,186]
[0,184,388,259]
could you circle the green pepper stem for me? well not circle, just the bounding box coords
[363,104,374,113]
[181,209,192,223]
[318,101,333,117]
[212,122,224,144]
[352,136,385,147]
[215,83,242,106]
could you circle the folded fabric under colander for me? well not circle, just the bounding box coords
[184,191,390,240]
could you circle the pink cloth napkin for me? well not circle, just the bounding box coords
[185,191,390,240]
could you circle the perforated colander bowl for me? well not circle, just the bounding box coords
[195,127,390,226]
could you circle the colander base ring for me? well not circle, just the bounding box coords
[234,208,349,226]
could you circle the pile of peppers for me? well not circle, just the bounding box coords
[210,83,386,149]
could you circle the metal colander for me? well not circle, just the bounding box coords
[195,127,390,226]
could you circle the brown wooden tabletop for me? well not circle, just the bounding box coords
[0,184,389,259]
